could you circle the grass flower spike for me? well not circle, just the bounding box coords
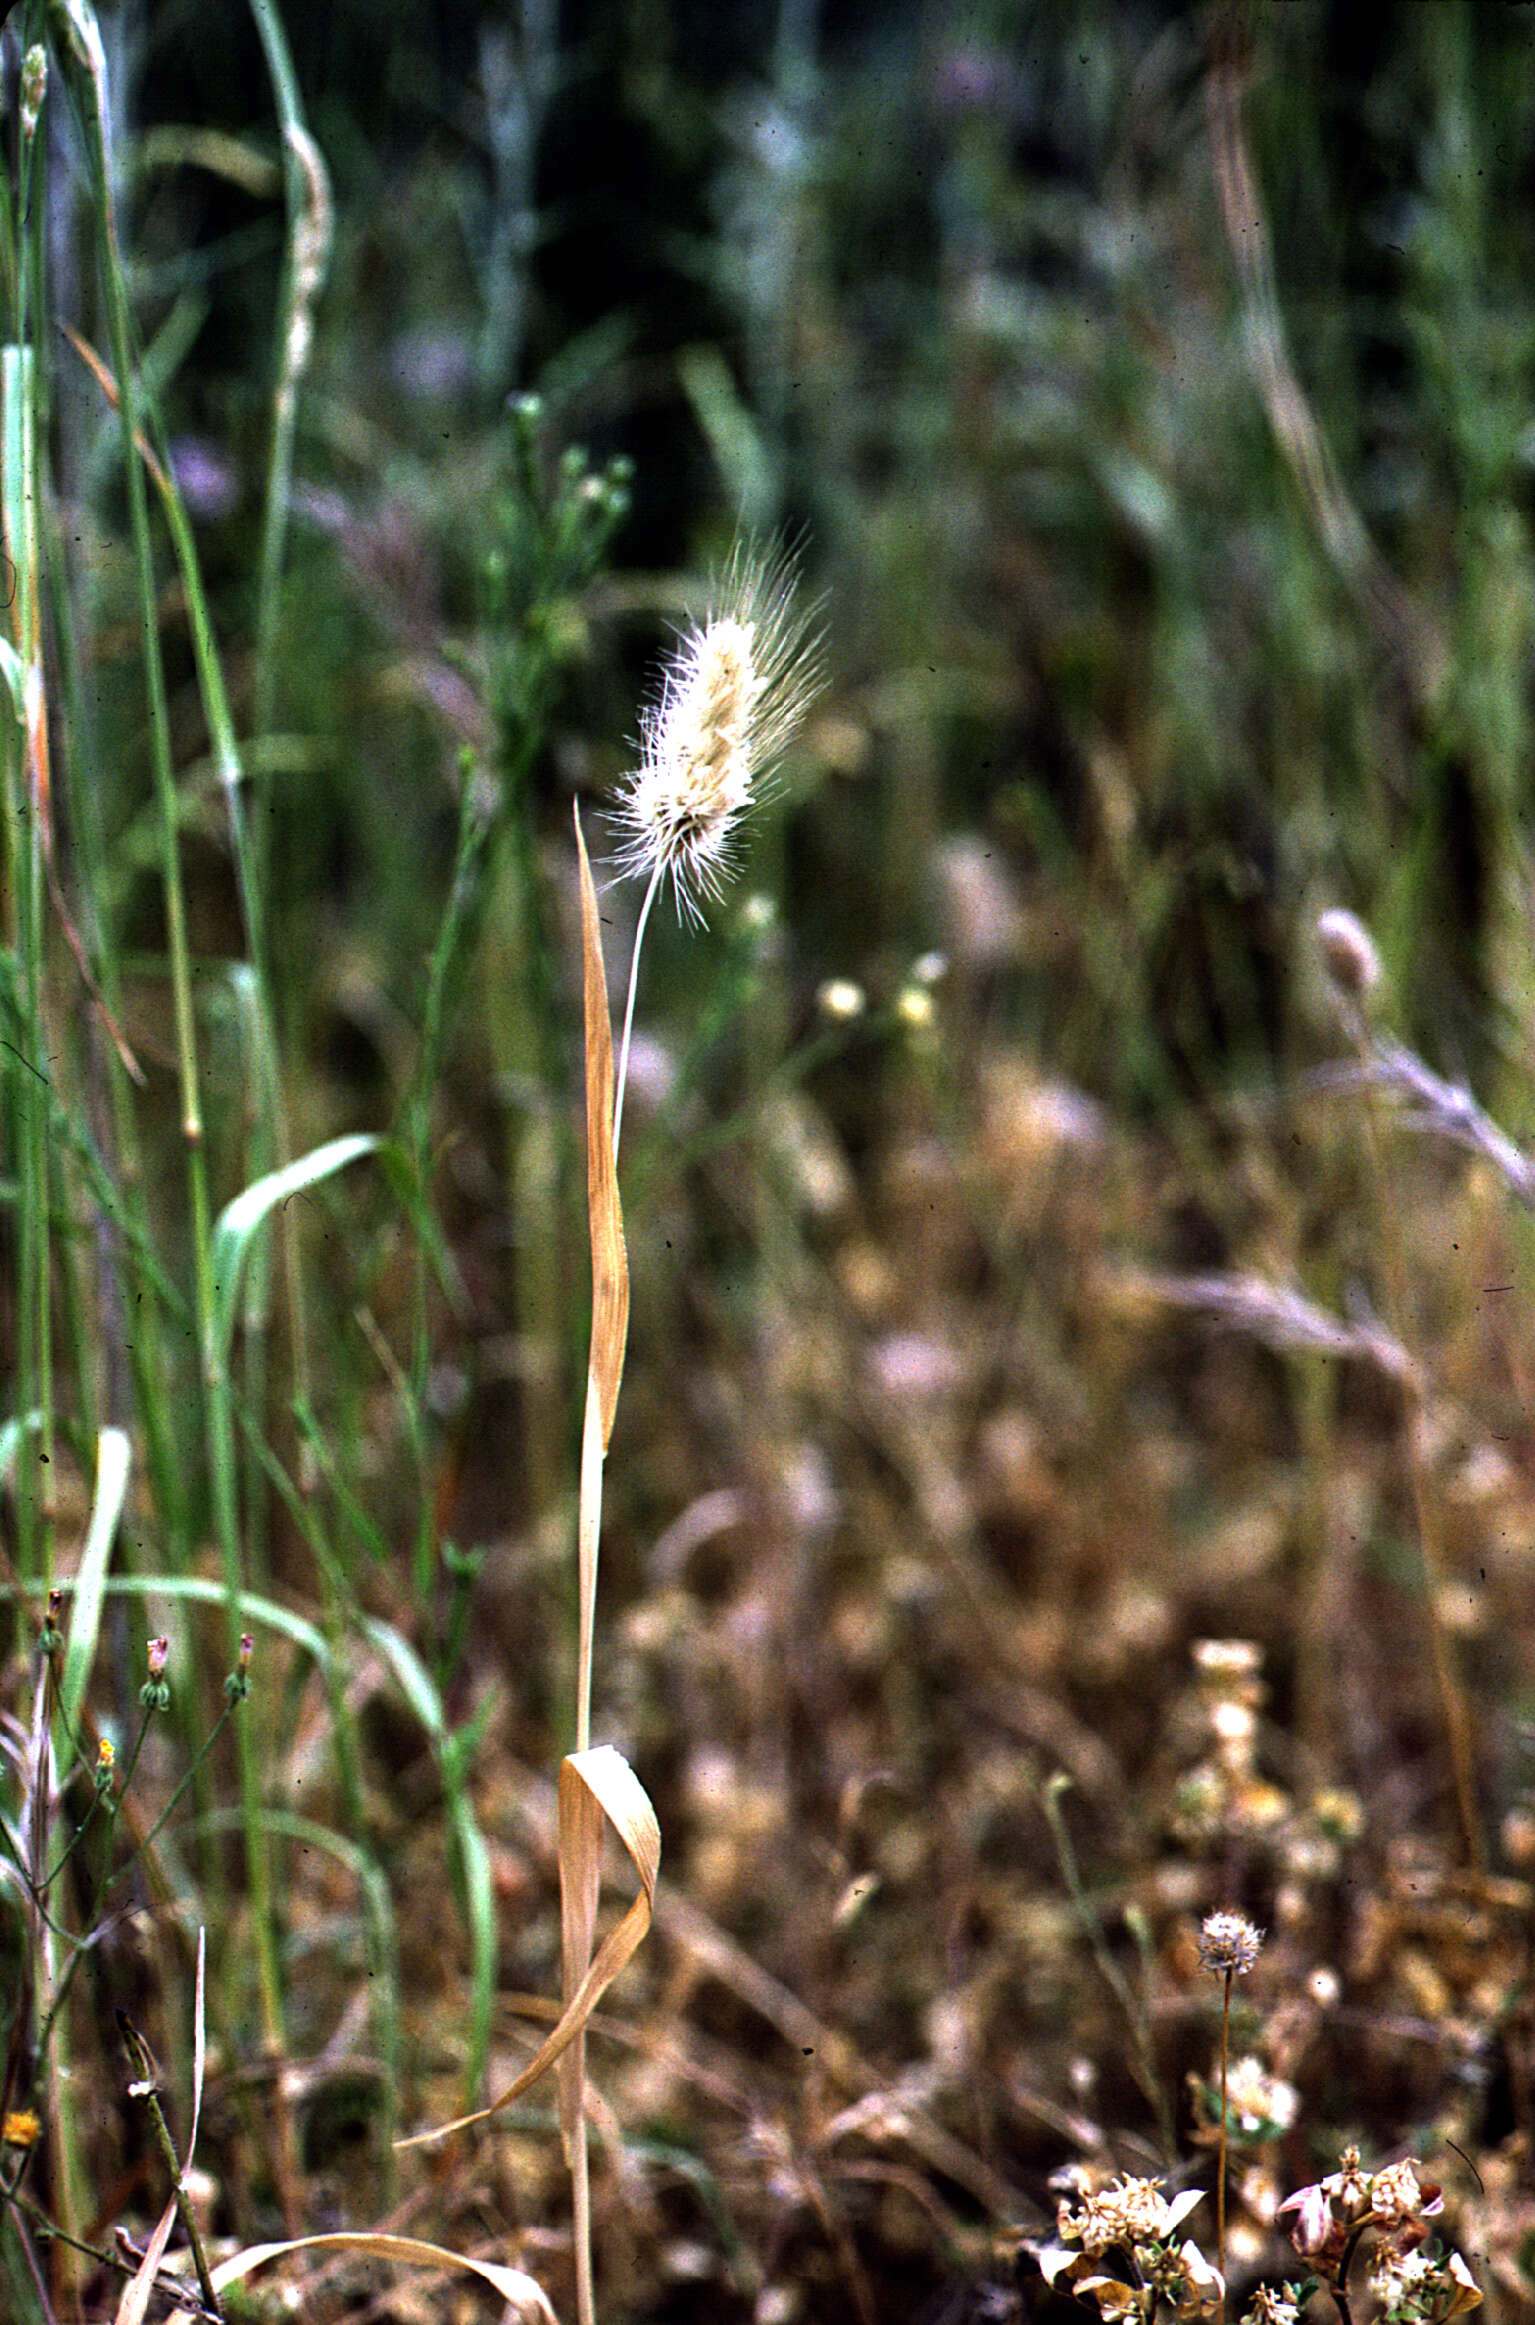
[613,541,822,922]
[610,541,823,1145]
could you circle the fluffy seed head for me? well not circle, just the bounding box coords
[612,543,823,922]
[1198,1909,1263,1976]
[1317,908,1382,1004]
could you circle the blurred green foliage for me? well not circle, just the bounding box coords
[91,1,1535,1133]
[6,13,1535,2305]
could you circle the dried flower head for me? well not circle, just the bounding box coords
[1277,2148,1449,2284]
[1058,2177,1205,2255]
[2,2108,40,2149]
[1163,2238,1224,2319]
[1277,2177,1351,2274]
[1218,2055,1298,2138]
[1244,2289,1301,2325]
[1317,907,1382,1004]
[1042,2178,1218,2325]
[1368,2246,1482,2322]
[1369,2159,1443,2237]
[1199,1911,1263,1977]
[611,543,823,923]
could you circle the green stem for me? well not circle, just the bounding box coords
[117,2010,223,2319]
[40,1767,114,1892]
[105,1702,241,1890]
[247,0,319,759]
[6,2183,223,2323]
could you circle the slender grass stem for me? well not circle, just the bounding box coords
[105,1702,241,1889]
[118,2008,223,2319]
[613,861,663,1156]
[572,2132,595,2325]
[1032,1768,1174,2157]
[1217,1969,1231,2299]
[247,0,321,760]
[1347,1015,1484,1871]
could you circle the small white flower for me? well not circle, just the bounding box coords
[817,978,866,1021]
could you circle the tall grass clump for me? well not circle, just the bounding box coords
[0,7,608,2314]
[0,2,387,2301]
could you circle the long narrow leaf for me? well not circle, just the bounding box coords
[0,632,25,722]
[2,1573,334,1670]
[210,1132,378,1366]
[112,2196,179,2325]
[61,1427,130,1736]
[573,807,629,1759]
[575,806,628,1446]
[0,1413,42,1487]
[450,1786,498,2105]
[358,1613,446,1743]
[211,2232,556,2321]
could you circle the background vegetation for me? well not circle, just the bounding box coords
[2,2,1533,2319]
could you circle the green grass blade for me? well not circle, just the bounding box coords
[0,632,25,722]
[3,1572,334,1672]
[60,1425,130,1736]
[210,1132,379,1367]
[0,1412,43,1487]
[449,1785,497,2105]
[358,1614,445,1745]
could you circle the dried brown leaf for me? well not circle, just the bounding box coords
[210,2233,557,2321]
[112,2199,179,2325]
[575,804,629,1448]
[397,1745,660,2151]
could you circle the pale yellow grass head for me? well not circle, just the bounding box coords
[612,542,824,921]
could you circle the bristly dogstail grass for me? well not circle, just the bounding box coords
[608,541,824,1148]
